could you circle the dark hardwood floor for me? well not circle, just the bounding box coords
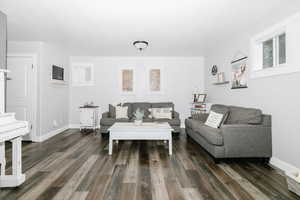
[0,129,299,200]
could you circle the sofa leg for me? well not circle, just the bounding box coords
[213,158,222,164]
[101,132,109,138]
[172,132,180,137]
[261,157,270,164]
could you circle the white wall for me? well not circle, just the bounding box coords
[8,41,69,140]
[205,14,300,169]
[39,42,69,137]
[69,57,205,126]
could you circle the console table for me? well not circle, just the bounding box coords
[79,105,99,132]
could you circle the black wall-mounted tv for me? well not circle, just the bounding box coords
[52,65,64,81]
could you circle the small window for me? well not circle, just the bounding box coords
[263,39,274,68]
[72,63,94,86]
[260,32,286,70]
[278,33,286,64]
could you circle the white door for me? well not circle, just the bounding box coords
[6,55,36,141]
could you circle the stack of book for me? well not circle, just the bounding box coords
[190,102,209,115]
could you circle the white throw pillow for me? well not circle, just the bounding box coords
[150,107,172,119]
[115,106,128,119]
[205,111,224,128]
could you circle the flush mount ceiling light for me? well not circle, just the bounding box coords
[133,40,149,51]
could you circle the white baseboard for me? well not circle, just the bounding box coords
[68,124,100,129]
[270,157,300,174]
[34,125,69,142]
[68,124,80,129]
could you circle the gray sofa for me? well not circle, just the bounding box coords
[185,104,272,162]
[100,102,181,134]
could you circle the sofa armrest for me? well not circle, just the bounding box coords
[220,124,272,157]
[191,113,209,122]
[173,111,180,119]
[102,112,110,118]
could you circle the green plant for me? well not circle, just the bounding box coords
[133,108,144,121]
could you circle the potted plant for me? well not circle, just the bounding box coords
[133,108,144,126]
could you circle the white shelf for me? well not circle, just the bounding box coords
[213,81,230,85]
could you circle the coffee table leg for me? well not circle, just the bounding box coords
[169,138,172,155]
[109,138,113,155]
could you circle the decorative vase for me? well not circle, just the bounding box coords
[134,120,142,126]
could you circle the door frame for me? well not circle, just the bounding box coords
[6,53,38,141]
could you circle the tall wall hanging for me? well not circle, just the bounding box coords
[231,51,248,89]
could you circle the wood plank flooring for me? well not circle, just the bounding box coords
[0,129,299,200]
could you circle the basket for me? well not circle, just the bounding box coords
[285,171,300,196]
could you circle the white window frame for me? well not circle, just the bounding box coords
[251,14,300,79]
[119,66,136,95]
[71,63,94,86]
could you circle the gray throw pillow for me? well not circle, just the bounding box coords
[109,104,116,118]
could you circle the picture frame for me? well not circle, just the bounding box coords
[119,66,135,95]
[193,93,207,103]
[231,56,248,89]
[146,66,164,94]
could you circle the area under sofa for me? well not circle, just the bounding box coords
[100,102,181,135]
[185,104,272,163]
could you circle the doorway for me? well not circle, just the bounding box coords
[6,54,37,141]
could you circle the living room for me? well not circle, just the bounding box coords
[1,0,300,199]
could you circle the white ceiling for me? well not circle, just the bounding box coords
[1,0,300,56]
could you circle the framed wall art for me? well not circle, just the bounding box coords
[231,56,248,89]
[147,66,164,94]
[119,67,135,94]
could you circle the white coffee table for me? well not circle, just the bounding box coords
[108,122,173,155]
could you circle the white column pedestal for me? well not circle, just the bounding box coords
[0,137,26,187]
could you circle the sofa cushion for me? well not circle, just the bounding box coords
[185,118,199,130]
[100,118,130,126]
[109,103,132,119]
[150,107,173,119]
[226,106,262,124]
[122,103,133,118]
[193,122,224,146]
[132,102,151,119]
[151,102,174,110]
[155,118,180,126]
[109,104,116,118]
[210,104,230,125]
[211,104,229,115]
[115,106,128,119]
[205,111,224,128]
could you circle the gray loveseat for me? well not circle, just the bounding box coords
[100,102,181,135]
[185,104,272,163]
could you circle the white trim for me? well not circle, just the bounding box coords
[119,66,136,95]
[251,65,300,79]
[250,13,300,79]
[146,66,164,95]
[69,124,100,129]
[270,157,300,174]
[34,125,69,142]
[6,54,38,141]
[50,79,68,85]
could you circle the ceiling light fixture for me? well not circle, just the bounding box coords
[133,40,149,51]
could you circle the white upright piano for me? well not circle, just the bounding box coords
[0,69,29,187]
